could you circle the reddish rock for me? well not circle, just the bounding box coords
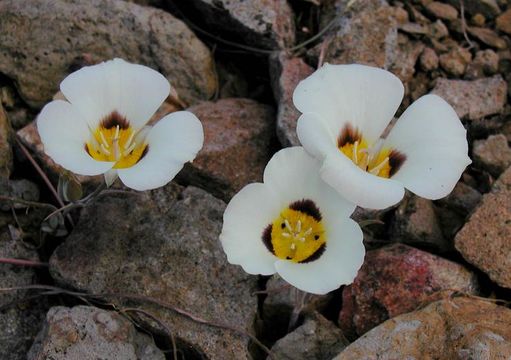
[181,98,274,201]
[473,134,511,177]
[0,103,12,179]
[496,9,511,35]
[390,35,425,83]
[439,46,472,76]
[431,76,507,120]
[338,244,479,338]
[466,49,500,79]
[313,2,398,69]
[335,297,511,359]
[455,166,511,289]
[419,47,439,71]
[468,27,507,49]
[270,53,314,147]
[390,196,447,251]
[425,2,458,21]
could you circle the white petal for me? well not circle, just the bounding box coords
[275,218,364,295]
[104,169,118,187]
[60,58,170,130]
[384,95,471,200]
[293,63,404,143]
[117,111,203,191]
[320,151,405,209]
[263,147,355,218]
[220,183,281,275]
[36,100,114,176]
[296,112,338,160]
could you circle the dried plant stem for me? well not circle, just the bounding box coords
[288,288,309,331]
[0,257,48,267]
[0,284,274,358]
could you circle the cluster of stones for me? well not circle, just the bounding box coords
[0,0,510,358]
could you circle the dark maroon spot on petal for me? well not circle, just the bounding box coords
[299,243,326,263]
[137,145,149,163]
[389,149,406,177]
[262,224,275,255]
[84,143,91,156]
[314,235,320,240]
[289,199,322,222]
[338,123,362,148]
[101,111,129,129]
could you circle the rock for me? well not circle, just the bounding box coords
[268,313,348,360]
[468,27,507,49]
[425,2,458,21]
[496,8,511,35]
[0,0,216,108]
[390,196,447,251]
[471,13,486,26]
[49,185,259,358]
[179,99,274,201]
[176,0,295,49]
[0,228,47,360]
[455,166,511,289]
[269,53,314,147]
[335,297,511,359]
[436,182,482,215]
[429,19,449,39]
[466,49,500,79]
[445,0,501,19]
[439,46,472,77]
[0,103,12,179]
[473,134,511,177]
[419,47,439,71]
[431,76,508,120]
[262,275,333,342]
[390,35,425,84]
[338,244,479,338]
[399,22,430,36]
[314,2,398,69]
[0,179,40,211]
[28,306,164,360]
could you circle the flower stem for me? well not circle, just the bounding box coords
[0,257,48,267]
[288,288,309,331]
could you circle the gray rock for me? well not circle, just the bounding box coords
[178,0,295,49]
[50,184,259,358]
[390,195,447,251]
[0,0,216,108]
[27,306,164,360]
[436,182,482,215]
[180,98,274,201]
[431,76,508,120]
[270,53,314,147]
[0,228,46,360]
[473,134,511,177]
[268,313,348,360]
[455,166,511,289]
[335,297,511,359]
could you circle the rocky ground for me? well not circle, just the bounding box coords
[0,0,510,359]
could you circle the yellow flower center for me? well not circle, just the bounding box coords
[85,111,148,169]
[338,124,405,178]
[262,199,326,263]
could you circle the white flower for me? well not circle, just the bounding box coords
[37,58,203,191]
[220,147,364,295]
[294,64,471,210]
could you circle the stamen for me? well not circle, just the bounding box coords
[123,142,137,156]
[282,233,291,238]
[100,143,111,155]
[99,131,109,149]
[113,138,120,161]
[296,220,302,233]
[369,157,389,175]
[114,125,120,140]
[284,219,292,232]
[290,243,296,250]
[353,140,358,164]
[124,131,136,150]
[303,228,312,236]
